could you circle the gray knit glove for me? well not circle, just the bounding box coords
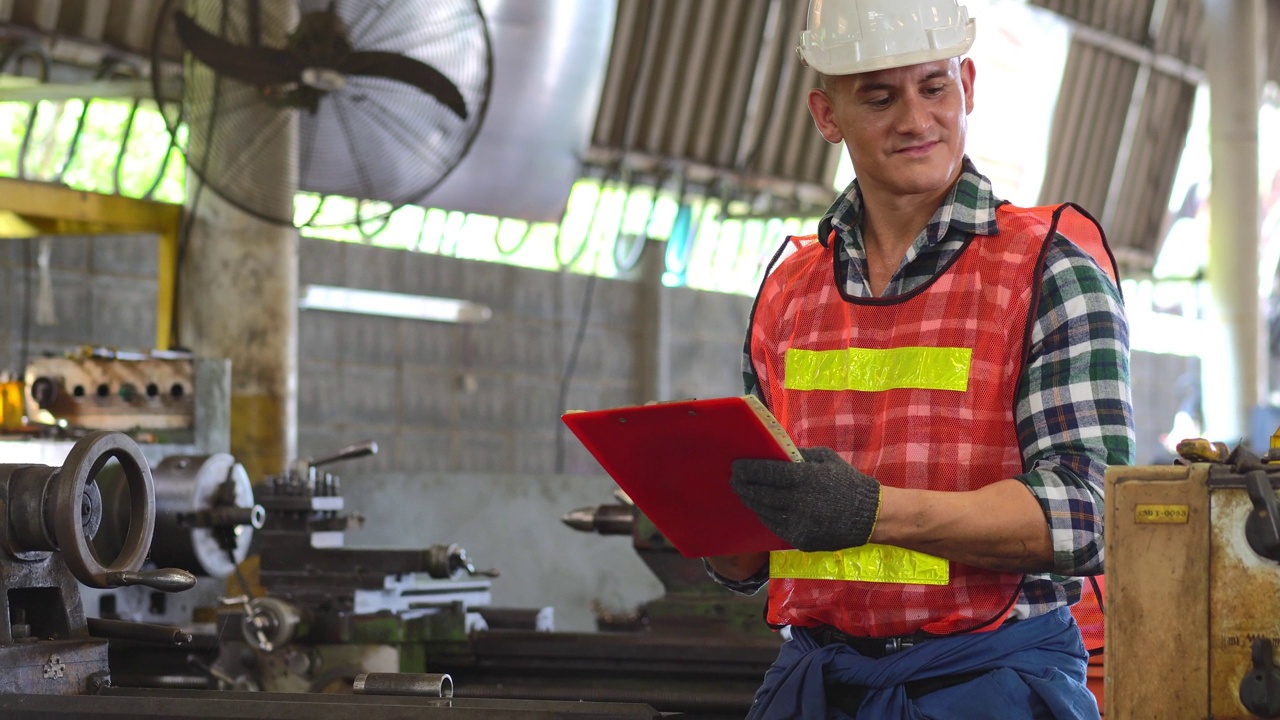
[730,447,881,552]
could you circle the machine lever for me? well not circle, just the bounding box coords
[1245,471,1280,562]
[1241,638,1280,717]
[104,568,197,592]
[86,617,193,645]
[308,440,378,468]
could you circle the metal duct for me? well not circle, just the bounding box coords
[420,0,616,222]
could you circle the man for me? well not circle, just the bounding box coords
[705,1,1134,718]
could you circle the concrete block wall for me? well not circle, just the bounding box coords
[296,239,751,475]
[0,235,159,375]
[341,470,667,633]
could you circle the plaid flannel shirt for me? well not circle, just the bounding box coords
[717,157,1136,623]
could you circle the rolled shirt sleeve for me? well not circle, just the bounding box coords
[1014,237,1135,577]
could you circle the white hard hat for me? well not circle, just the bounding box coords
[797,0,976,76]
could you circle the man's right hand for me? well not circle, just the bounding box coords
[705,552,769,582]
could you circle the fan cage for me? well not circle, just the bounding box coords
[151,0,493,228]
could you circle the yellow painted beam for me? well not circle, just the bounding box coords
[0,209,39,238]
[0,178,184,350]
[0,177,182,230]
[156,226,178,351]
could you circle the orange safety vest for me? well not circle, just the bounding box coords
[749,203,1117,644]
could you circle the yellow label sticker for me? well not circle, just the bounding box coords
[1134,504,1189,524]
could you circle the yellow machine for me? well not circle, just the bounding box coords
[1106,443,1280,718]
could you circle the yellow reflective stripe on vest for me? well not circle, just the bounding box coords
[770,544,950,586]
[783,347,972,392]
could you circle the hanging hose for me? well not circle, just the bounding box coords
[300,194,329,229]
[355,198,393,242]
[1,40,52,182]
[108,60,147,197]
[52,56,131,186]
[412,205,435,253]
[494,217,535,256]
[612,167,663,275]
[702,176,735,282]
[555,165,617,270]
[664,172,700,285]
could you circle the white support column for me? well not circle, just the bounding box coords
[635,238,671,404]
[1202,0,1266,443]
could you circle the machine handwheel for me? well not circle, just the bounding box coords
[54,431,156,588]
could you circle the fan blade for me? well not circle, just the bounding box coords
[339,51,468,120]
[173,11,301,87]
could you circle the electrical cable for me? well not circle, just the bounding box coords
[610,168,651,274]
[109,60,146,196]
[494,217,534,257]
[355,199,393,242]
[554,0,658,471]
[552,170,615,473]
[4,41,52,181]
[300,194,329,229]
[18,238,33,381]
[664,173,699,283]
[702,177,734,281]
[52,57,119,185]
[170,177,206,350]
[553,271,600,474]
[552,179,601,270]
[169,1,230,350]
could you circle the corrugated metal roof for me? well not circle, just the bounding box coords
[589,0,838,215]
[0,0,180,62]
[1031,0,1208,273]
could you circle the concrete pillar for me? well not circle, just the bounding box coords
[177,5,298,481]
[1202,0,1265,444]
[634,238,670,403]
[180,188,297,483]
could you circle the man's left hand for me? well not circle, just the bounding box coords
[730,447,882,552]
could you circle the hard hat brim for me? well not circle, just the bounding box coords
[800,19,976,77]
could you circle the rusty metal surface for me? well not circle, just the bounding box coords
[1177,437,1231,463]
[1209,484,1280,716]
[0,640,109,696]
[24,356,194,432]
[1104,463,1209,719]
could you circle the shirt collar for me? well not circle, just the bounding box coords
[820,156,1002,250]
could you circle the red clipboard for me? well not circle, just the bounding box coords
[561,396,801,558]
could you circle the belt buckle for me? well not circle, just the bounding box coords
[884,637,916,654]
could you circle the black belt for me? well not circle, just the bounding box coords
[808,625,933,659]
